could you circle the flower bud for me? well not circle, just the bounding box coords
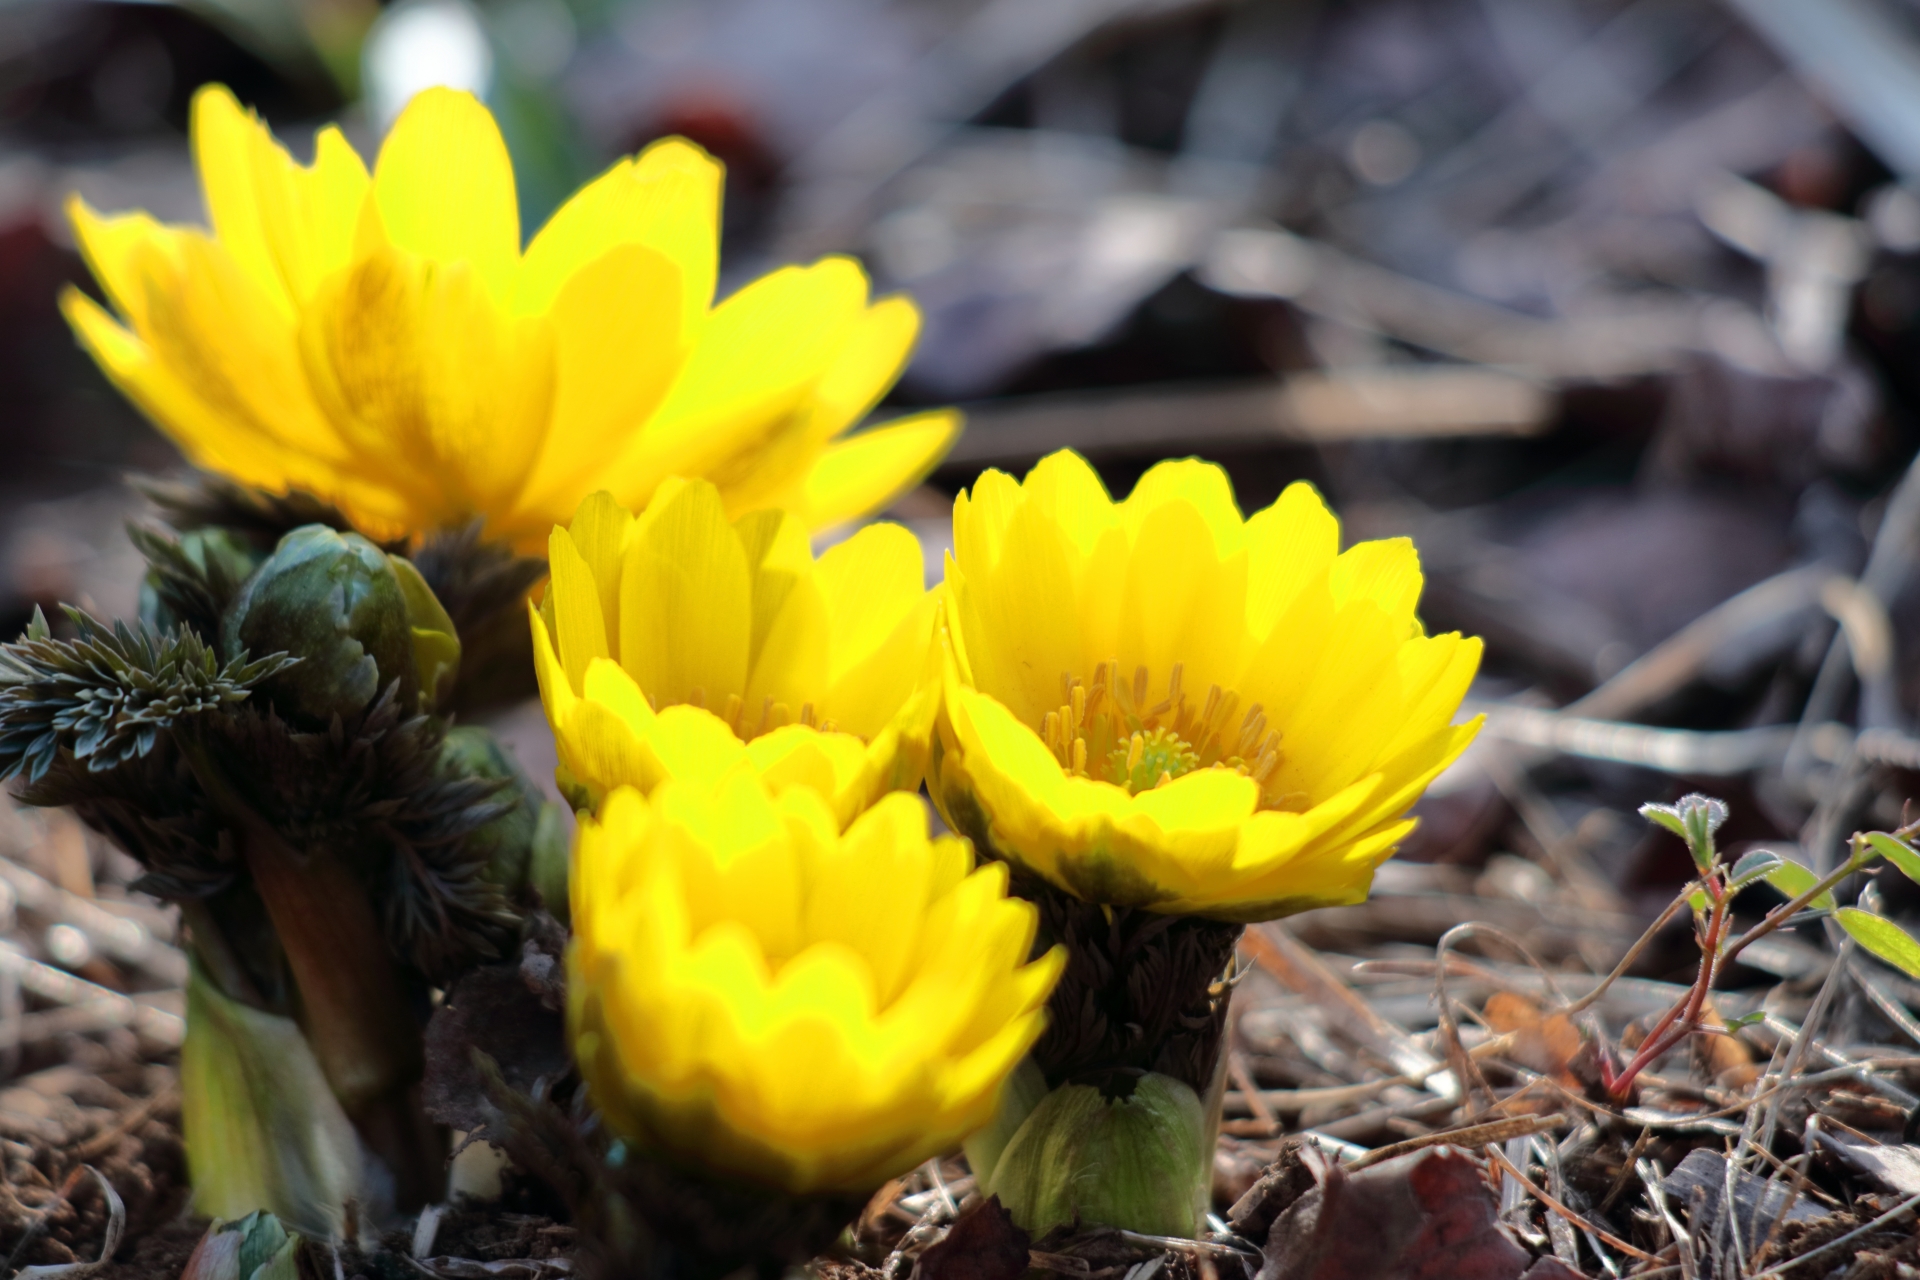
[179,1211,305,1280]
[391,556,461,712]
[986,1071,1211,1239]
[221,525,415,724]
[436,725,565,907]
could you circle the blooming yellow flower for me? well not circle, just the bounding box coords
[931,451,1482,922]
[61,84,957,553]
[570,778,1063,1194]
[531,480,938,826]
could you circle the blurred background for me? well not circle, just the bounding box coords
[7,0,1920,915]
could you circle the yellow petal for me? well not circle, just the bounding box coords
[816,522,927,674]
[1123,457,1244,558]
[365,88,519,304]
[1245,481,1339,638]
[619,480,751,707]
[255,126,371,307]
[802,297,921,443]
[191,84,294,318]
[297,247,554,522]
[746,727,872,826]
[638,704,751,791]
[516,245,684,525]
[67,197,169,329]
[741,574,831,725]
[793,409,962,530]
[609,257,872,508]
[1330,537,1423,628]
[548,526,611,694]
[565,492,636,658]
[517,137,721,335]
[61,286,311,493]
[734,508,814,668]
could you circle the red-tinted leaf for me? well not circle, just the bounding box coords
[915,1196,1030,1280]
[1262,1146,1533,1280]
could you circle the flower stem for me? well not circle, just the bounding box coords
[174,725,443,1209]
[238,818,441,1207]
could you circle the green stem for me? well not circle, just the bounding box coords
[1723,849,1870,968]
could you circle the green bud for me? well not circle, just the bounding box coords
[529,797,572,924]
[221,525,415,723]
[437,725,549,900]
[179,1211,302,1280]
[988,1071,1211,1239]
[1639,793,1729,872]
[389,555,461,713]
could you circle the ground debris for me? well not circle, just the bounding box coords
[912,1197,1028,1280]
[1259,1145,1532,1280]
[1663,1148,1824,1255]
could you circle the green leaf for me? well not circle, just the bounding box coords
[1729,849,1785,890]
[991,1071,1211,1238]
[0,610,296,783]
[1762,857,1835,911]
[249,1233,305,1280]
[1640,804,1690,840]
[1723,1010,1767,1031]
[183,957,365,1236]
[1865,832,1920,886]
[963,1055,1049,1197]
[1838,907,1920,978]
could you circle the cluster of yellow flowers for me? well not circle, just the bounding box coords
[67,85,1482,1225]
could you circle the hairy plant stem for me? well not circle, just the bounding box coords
[1017,874,1242,1095]
[240,820,442,1206]
[174,726,444,1209]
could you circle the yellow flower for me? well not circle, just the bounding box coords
[570,778,1064,1194]
[531,480,938,826]
[931,450,1482,922]
[61,84,957,553]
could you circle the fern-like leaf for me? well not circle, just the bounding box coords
[0,607,298,782]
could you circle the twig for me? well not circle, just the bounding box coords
[1347,1114,1560,1171]
[1566,889,1694,1015]
[1226,1051,1275,1132]
[1474,706,1793,775]
[1760,940,1855,1152]
[1600,1129,1654,1214]
[1638,1159,1694,1280]
[1483,1145,1658,1262]
[1224,1034,1519,1116]
[14,1167,123,1280]
[68,1085,178,1164]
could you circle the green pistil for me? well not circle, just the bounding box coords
[1106,727,1200,795]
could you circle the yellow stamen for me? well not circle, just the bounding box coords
[1045,661,1286,801]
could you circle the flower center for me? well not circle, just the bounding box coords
[1039,661,1282,797]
